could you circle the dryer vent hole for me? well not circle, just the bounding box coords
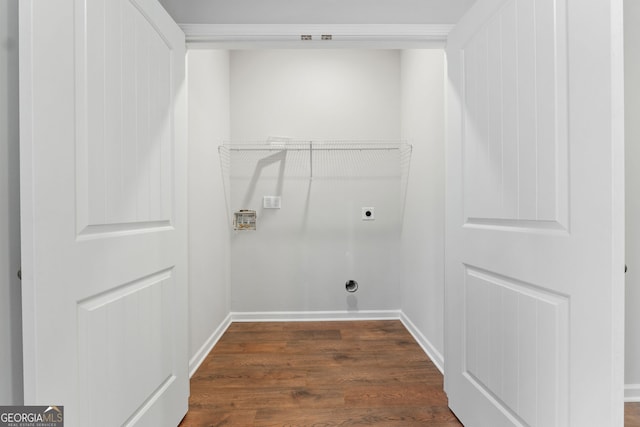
[345,280,358,293]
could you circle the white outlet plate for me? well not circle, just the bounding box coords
[263,196,281,209]
[362,207,375,220]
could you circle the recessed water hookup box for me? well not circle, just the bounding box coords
[234,210,256,230]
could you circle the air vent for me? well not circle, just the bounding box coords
[321,34,333,40]
[301,34,312,41]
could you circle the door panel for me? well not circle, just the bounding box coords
[461,0,567,227]
[445,0,624,425]
[78,270,178,425]
[462,266,569,426]
[79,0,174,232]
[19,0,188,425]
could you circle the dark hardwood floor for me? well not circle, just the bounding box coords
[628,403,640,426]
[180,320,461,426]
[179,319,640,426]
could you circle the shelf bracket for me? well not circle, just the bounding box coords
[309,141,313,179]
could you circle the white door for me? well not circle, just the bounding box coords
[445,0,625,426]
[19,0,188,426]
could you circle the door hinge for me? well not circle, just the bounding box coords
[17,268,21,280]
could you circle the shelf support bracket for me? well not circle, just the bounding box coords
[309,141,313,179]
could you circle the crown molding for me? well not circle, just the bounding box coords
[181,24,454,48]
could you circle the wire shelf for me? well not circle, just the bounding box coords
[219,140,412,178]
[218,140,413,227]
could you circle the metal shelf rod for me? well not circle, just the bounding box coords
[224,147,405,151]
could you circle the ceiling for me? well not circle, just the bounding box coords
[158,0,477,25]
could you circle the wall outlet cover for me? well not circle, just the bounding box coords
[362,207,375,220]
[263,196,282,209]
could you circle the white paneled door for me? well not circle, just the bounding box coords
[445,0,624,426]
[19,0,188,426]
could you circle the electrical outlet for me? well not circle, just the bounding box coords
[362,207,375,220]
[263,196,281,209]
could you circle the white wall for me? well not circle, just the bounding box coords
[399,50,446,369]
[228,50,403,315]
[625,0,640,400]
[230,50,400,140]
[186,50,232,373]
[0,0,23,405]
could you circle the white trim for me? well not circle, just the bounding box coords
[611,0,626,418]
[400,312,444,374]
[188,313,232,377]
[625,384,640,402]
[230,310,401,322]
[181,24,453,48]
[18,0,37,401]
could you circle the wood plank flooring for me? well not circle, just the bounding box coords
[179,320,461,426]
[628,403,640,426]
[179,319,640,426]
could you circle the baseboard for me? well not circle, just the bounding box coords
[400,312,444,374]
[626,384,640,402]
[189,313,232,377]
[230,310,402,322]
